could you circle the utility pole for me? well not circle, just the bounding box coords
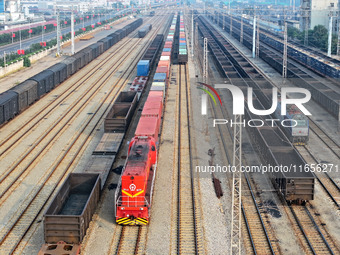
[230,11,232,34]
[302,0,309,46]
[256,17,260,57]
[71,8,75,55]
[19,29,22,52]
[42,22,44,43]
[223,10,225,30]
[57,9,61,56]
[203,38,208,84]
[240,15,243,43]
[191,12,194,57]
[230,114,242,255]
[328,11,333,57]
[337,14,340,55]
[252,16,256,58]
[283,22,288,78]
[4,51,6,68]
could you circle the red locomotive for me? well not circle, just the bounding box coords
[115,92,164,225]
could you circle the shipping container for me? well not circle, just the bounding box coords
[44,173,100,244]
[156,66,169,77]
[154,73,167,82]
[137,60,150,76]
[150,83,166,94]
[135,116,159,142]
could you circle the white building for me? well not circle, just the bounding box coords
[301,0,339,31]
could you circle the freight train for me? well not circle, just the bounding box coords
[206,11,340,121]
[178,14,188,63]
[197,15,315,203]
[0,18,143,126]
[39,16,169,253]
[274,101,309,145]
[115,13,179,225]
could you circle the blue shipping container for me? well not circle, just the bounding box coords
[163,48,171,52]
[154,73,167,82]
[137,60,150,76]
[180,43,187,46]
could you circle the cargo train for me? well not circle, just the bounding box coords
[206,11,340,121]
[197,15,315,203]
[274,101,309,145]
[138,24,152,38]
[115,13,179,225]
[0,18,143,126]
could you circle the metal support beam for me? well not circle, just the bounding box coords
[191,12,194,57]
[71,8,75,55]
[240,16,243,43]
[230,114,242,255]
[256,17,260,57]
[57,9,61,56]
[283,22,288,78]
[203,38,208,84]
[230,12,233,34]
[252,16,256,58]
[223,11,225,30]
[328,15,333,57]
[337,15,340,55]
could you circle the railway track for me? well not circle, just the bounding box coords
[111,226,148,255]
[169,63,204,254]
[297,146,340,210]
[0,15,167,254]
[175,64,201,254]
[284,203,340,255]
[195,20,281,255]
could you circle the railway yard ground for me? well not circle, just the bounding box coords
[0,6,340,255]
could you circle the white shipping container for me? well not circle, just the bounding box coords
[160,56,170,61]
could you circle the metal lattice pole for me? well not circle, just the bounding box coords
[71,7,75,55]
[240,15,243,43]
[191,12,194,57]
[256,17,260,57]
[230,114,242,255]
[223,11,225,30]
[57,9,61,56]
[302,0,309,46]
[230,11,233,34]
[283,22,288,78]
[337,14,340,56]
[252,16,256,58]
[203,38,208,84]
[328,12,333,57]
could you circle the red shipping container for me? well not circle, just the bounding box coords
[148,91,164,99]
[156,66,169,78]
[141,101,163,126]
[135,117,159,142]
[162,52,171,56]
[158,60,170,71]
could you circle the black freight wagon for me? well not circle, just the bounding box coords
[10,80,38,112]
[0,91,19,125]
[28,70,55,98]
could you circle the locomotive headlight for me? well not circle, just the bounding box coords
[140,208,144,210]
[121,207,125,210]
